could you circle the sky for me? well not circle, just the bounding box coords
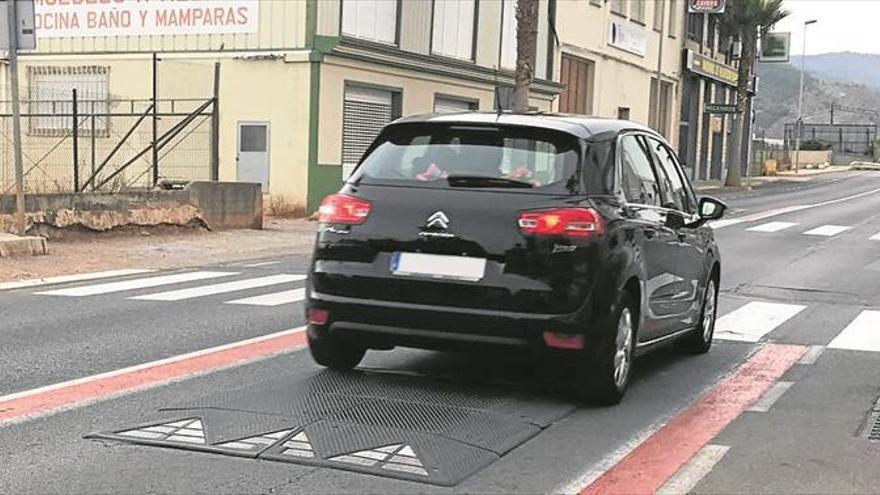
[774,1,880,55]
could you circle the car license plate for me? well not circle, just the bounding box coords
[390,252,486,282]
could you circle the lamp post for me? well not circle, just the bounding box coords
[794,19,817,174]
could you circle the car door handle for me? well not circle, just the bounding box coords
[677,231,687,241]
[644,228,657,239]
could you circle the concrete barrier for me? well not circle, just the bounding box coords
[0,181,262,236]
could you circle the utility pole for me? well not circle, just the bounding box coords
[7,0,25,234]
[151,52,159,187]
[830,102,834,125]
[794,19,817,174]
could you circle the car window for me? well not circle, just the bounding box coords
[351,124,581,195]
[647,137,689,212]
[619,135,661,206]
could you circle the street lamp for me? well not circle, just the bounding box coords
[794,19,818,174]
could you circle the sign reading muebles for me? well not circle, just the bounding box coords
[34,0,259,38]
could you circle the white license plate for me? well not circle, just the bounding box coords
[390,252,486,282]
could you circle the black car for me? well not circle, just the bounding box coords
[306,112,726,404]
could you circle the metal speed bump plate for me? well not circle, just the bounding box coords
[87,369,575,486]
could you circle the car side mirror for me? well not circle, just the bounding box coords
[698,197,727,221]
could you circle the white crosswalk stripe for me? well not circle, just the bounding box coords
[803,224,851,237]
[0,269,155,291]
[130,274,306,301]
[746,221,799,233]
[714,301,806,343]
[35,271,236,297]
[828,310,880,352]
[870,232,880,241]
[225,288,306,307]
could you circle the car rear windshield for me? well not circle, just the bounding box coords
[348,124,585,194]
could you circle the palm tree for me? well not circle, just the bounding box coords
[722,0,790,186]
[514,0,539,112]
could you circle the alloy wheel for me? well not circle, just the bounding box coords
[613,308,634,389]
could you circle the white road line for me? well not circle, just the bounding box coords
[0,269,155,291]
[746,381,794,412]
[798,345,825,365]
[0,327,306,405]
[711,186,880,230]
[828,310,880,352]
[35,271,236,297]
[870,232,880,241]
[803,224,851,237]
[242,261,282,268]
[656,445,730,495]
[131,274,306,301]
[746,221,799,233]
[714,301,806,343]
[225,288,306,307]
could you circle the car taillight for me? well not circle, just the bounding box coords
[318,194,371,225]
[308,308,329,326]
[518,208,604,237]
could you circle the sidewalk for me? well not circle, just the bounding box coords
[693,165,853,192]
[0,217,317,283]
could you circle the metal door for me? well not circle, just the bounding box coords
[710,131,724,180]
[237,122,270,192]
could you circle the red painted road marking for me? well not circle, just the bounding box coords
[0,327,307,426]
[581,343,807,495]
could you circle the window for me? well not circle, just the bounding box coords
[342,85,402,179]
[351,124,581,195]
[649,78,673,137]
[434,95,478,113]
[618,107,631,120]
[686,13,703,42]
[432,0,476,60]
[631,0,646,24]
[610,0,627,16]
[341,0,398,44]
[559,54,595,115]
[28,66,109,137]
[500,0,517,69]
[668,0,678,36]
[647,137,689,212]
[653,0,664,31]
[619,135,660,206]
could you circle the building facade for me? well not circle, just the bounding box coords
[7,0,560,213]
[554,0,686,147]
[678,9,740,181]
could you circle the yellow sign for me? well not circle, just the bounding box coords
[688,50,738,87]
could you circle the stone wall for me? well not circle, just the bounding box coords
[0,182,262,236]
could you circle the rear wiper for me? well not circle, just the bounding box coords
[446,175,534,188]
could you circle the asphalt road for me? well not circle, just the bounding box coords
[2,170,880,494]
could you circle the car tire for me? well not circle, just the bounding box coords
[307,329,366,370]
[575,292,636,405]
[679,277,718,354]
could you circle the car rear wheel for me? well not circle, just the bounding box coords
[679,278,717,354]
[307,329,366,370]
[575,293,635,405]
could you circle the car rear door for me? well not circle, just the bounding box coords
[616,133,682,341]
[647,136,709,330]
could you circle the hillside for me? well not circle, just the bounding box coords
[754,60,880,138]
[790,52,880,89]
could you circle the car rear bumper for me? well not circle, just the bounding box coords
[308,290,591,351]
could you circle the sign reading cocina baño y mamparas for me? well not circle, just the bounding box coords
[34,0,259,38]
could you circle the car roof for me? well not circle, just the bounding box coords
[388,111,661,140]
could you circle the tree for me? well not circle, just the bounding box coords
[514,0,539,112]
[722,0,789,186]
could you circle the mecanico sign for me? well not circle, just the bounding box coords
[688,0,726,14]
[33,0,259,38]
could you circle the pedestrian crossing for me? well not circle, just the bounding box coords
[739,221,872,239]
[31,270,308,308]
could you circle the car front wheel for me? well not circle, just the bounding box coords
[679,278,717,354]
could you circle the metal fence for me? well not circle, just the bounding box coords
[0,90,215,194]
[783,123,877,156]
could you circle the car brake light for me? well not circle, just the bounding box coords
[543,331,584,350]
[308,308,329,326]
[318,194,371,225]
[518,208,604,237]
